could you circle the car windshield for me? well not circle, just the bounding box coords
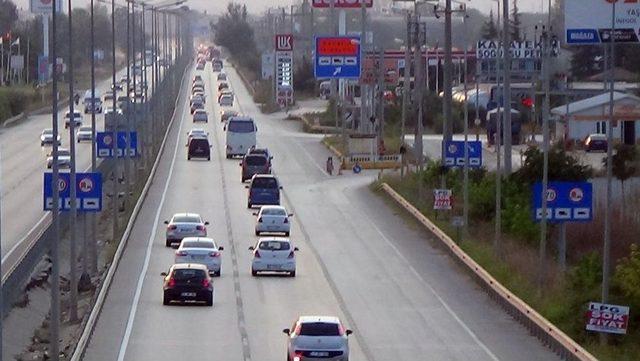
[190,138,209,148]
[252,177,278,189]
[190,129,206,136]
[181,240,214,249]
[261,208,286,216]
[172,268,205,281]
[258,241,290,251]
[173,215,201,223]
[43,129,53,135]
[195,110,206,115]
[58,150,71,156]
[299,322,340,336]
[228,121,254,133]
[245,156,267,166]
[79,127,92,132]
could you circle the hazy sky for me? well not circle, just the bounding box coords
[14,0,552,15]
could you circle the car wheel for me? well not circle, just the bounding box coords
[163,293,171,305]
[41,142,44,146]
[284,232,290,237]
[251,269,258,277]
[255,230,260,236]
[165,239,172,247]
[205,293,213,306]
[77,139,80,143]
[187,156,191,160]
[247,201,252,209]
[289,271,296,277]
[226,154,231,159]
[207,156,211,161]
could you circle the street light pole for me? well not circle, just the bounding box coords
[111,0,119,244]
[443,0,453,146]
[502,0,513,174]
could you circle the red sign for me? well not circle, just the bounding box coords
[317,37,359,56]
[312,0,373,8]
[275,34,293,51]
[433,189,453,210]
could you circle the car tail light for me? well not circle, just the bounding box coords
[293,352,303,361]
[202,278,210,288]
[209,251,220,257]
[258,217,263,223]
[288,251,295,259]
[254,250,261,258]
[168,225,177,230]
[168,277,176,287]
[283,218,289,224]
[176,251,188,257]
[196,225,205,231]
[338,324,346,336]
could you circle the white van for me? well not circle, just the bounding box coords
[83,89,103,114]
[225,116,256,159]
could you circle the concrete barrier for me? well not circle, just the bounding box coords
[381,183,598,361]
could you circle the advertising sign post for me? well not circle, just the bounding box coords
[274,34,294,108]
[314,36,361,79]
[565,0,640,44]
[433,189,453,210]
[586,302,630,335]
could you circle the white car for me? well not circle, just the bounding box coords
[64,110,83,129]
[254,206,292,236]
[174,237,224,276]
[40,128,61,146]
[164,213,209,247]
[219,94,234,107]
[249,237,298,277]
[193,109,209,123]
[76,126,93,142]
[283,316,353,361]
[46,148,71,169]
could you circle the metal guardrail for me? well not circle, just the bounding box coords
[381,183,598,361]
[349,154,401,163]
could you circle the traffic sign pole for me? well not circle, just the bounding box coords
[538,26,551,292]
[462,11,469,235]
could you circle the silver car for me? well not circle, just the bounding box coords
[193,109,209,123]
[219,94,234,107]
[46,148,71,169]
[174,237,223,276]
[283,316,352,361]
[76,126,93,142]
[164,213,209,247]
[249,237,298,277]
[40,128,61,146]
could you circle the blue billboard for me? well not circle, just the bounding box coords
[43,172,103,212]
[532,181,593,223]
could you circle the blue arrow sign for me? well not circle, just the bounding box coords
[43,172,103,212]
[96,131,138,158]
[314,36,361,79]
[532,181,593,223]
[443,140,482,168]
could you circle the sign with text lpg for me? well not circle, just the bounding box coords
[565,0,640,44]
[433,189,452,210]
[586,302,630,335]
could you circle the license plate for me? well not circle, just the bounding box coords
[266,264,280,270]
[267,226,277,230]
[181,292,196,297]
[310,351,329,357]
[192,255,205,260]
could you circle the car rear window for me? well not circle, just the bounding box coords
[172,268,205,281]
[190,138,209,148]
[182,240,214,249]
[258,241,290,251]
[173,215,201,223]
[299,322,340,336]
[252,177,277,188]
[228,121,255,133]
[262,208,286,216]
[245,156,267,166]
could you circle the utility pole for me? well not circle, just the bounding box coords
[401,11,411,145]
[111,0,119,244]
[462,7,469,235]
[538,25,551,292]
[360,0,367,134]
[50,0,61,358]
[443,0,453,146]
[123,0,131,214]
[66,0,79,323]
[376,48,385,140]
[414,19,424,173]
[502,0,513,174]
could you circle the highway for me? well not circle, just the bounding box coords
[0,66,155,274]
[82,59,561,361]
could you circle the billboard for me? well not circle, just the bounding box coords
[312,0,373,8]
[30,0,63,14]
[476,39,559,59]
[532,182,593,222]
[314,36,361,79]
[586,302,630,335]
[565,0,640,44]
[275,34,293,51]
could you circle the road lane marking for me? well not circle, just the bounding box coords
[116,70,189,361]
[360,204,501,361]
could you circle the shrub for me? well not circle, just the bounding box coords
[614,243,640,313]
[563,252,602,339]
[469,176,496,221]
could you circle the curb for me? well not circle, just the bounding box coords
[69,61,191,361]
[380,183,598,361]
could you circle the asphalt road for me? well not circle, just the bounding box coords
[83,60,561,361]
[0,65,156,273]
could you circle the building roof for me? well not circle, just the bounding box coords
[588,67,638,82]
[551,92,640,116]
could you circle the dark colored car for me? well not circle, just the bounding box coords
[187,136,211,161]
[584,134,608,152]
[246,174,282,208]
[247,147,273,166]
[161,263,213,306]
[190,100,204,114]
[240,154,270,182]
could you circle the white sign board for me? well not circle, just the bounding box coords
[565,0,640,44]
[30,0,62,14]
[433,189,452,210]
[261,52,274,80]
[10,55,24,70]
[586,302,630,335]
[476,40,559,59]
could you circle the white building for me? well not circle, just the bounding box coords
[551,92,640,146]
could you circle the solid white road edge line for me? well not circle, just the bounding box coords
[362,209,500,361]
[116,78,189,361]
[69,64,190,361]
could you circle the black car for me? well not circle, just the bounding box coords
[240,154,270,182]
[584,134,608,152]
[187,136,211,161]
[161,264,213,306]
